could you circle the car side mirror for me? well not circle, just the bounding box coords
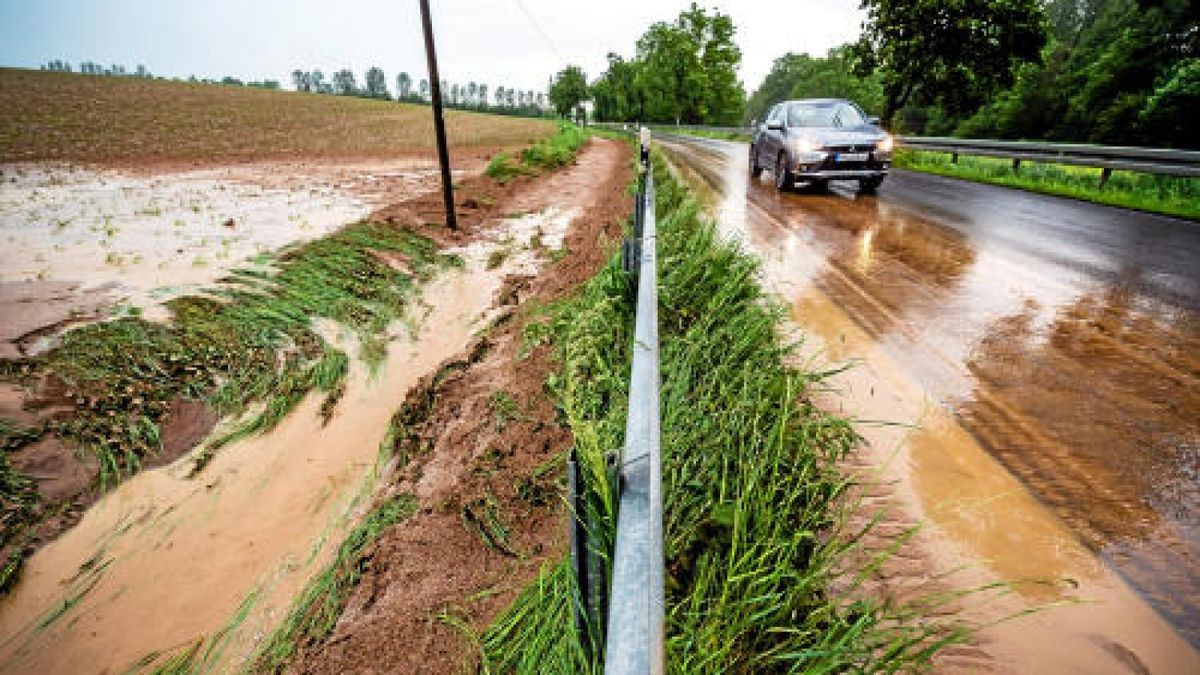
[867,116,881,126]
[766,121,784,131]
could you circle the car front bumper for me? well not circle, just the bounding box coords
[792,149,890,181]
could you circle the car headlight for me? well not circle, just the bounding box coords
[793,138,817,153]
[876,135,894,152]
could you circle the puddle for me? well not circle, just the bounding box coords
[0,159,444,340]
[0,206,574,673]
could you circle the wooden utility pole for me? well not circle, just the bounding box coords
[419,0,456,230]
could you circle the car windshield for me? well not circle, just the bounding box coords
[787,102,865,128]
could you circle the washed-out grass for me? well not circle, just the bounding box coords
[894,149,1200,221]
[252,493,418,673]
[480,151,967,671]
[0,220,457,591]
[243,127,595,673]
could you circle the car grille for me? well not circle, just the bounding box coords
[822,143,875,153]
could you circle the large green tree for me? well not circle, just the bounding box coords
[548,65,589,118]
[851,0,1048,125]
[586,3,744,125]
[745,46,885,124]
[634,3,744,124]
[591,53,642,122]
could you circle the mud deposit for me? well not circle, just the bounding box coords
[659,134,1200,674]
[287,138,631,674]
[0,158,448,352]
[0,139,628,673]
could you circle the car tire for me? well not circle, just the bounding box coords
[859,176,884,193]
[774,153,792,192]
[749,146,763,178]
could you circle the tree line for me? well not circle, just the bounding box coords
[747,0,1197,148]
[548,0,1193,148]
[40,60,280,89]
[291,67,549,117]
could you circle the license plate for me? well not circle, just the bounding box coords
[836,152,869,162]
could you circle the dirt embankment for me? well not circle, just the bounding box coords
[283,140,632,673]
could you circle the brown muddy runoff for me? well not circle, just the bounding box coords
[659,134,1200,673]
[0,140,600,672]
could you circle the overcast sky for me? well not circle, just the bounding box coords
[0,0,863,95]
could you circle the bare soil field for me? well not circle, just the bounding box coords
[0,68,553,166]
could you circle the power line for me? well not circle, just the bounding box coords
[509,0,566,63]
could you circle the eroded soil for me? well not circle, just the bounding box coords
[0,138,630,674]
[284,139,631,674]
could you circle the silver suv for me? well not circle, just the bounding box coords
[750,98,893,192]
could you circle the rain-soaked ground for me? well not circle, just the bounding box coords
[658,134,1200,671]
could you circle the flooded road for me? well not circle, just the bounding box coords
[657,134,1200,671]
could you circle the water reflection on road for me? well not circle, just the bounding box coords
[658,134,1200,669]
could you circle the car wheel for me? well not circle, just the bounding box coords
[774,153,792,192]
[859,176,884,193]
[749,146,763,178]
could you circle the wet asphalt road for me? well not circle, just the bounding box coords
[656,133,1200,649]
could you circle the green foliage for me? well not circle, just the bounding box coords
[895,149,1200,220]
[253,494,419,672]
[852,0,1048,123]
[482,153,965,671]
[485,152,523,184]
[909,0,1199,147]
[521,122,587,169]
[590,3,745,125]
[745,46,886,125]
[1140,58,1199,148]
[548,65,589,119]
[591,53,642,123]
[485,123,588,185]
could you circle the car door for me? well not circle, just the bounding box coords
[761,104,785,167]
[754,104,776,165]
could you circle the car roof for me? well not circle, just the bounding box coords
[783,98,849,106]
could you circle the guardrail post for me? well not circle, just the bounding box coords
[1099,167,1113,190]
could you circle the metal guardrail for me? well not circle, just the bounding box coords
[594,122,1200,180]
[567,128,664,673]
[604,135,665,674]
[896,135,1200,179]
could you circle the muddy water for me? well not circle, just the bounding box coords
[0,159,447,337]
[658,134,1200,672]
[0,207,575,674]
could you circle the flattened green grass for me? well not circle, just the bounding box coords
[481,152,965,672]
[0,221,458,592]
[895,149,1200,221]
[253,494,418,673]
